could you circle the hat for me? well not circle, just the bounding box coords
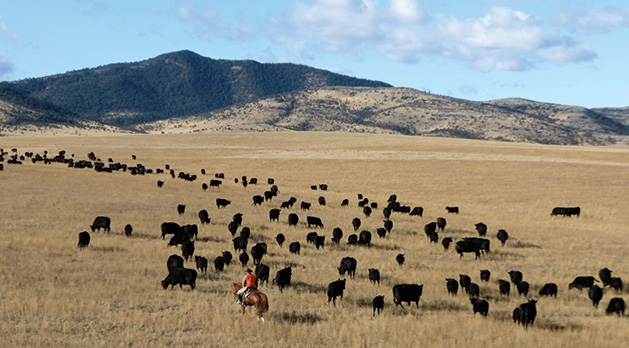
[246,268,253,273]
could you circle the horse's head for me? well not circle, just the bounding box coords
[233,282,242,295]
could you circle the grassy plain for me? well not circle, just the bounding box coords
[1,132,628,347]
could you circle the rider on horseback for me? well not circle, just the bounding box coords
[236,268,257,304]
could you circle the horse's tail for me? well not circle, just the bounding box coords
[259,293,269,314]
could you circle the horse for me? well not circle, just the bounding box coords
[233,283,269,322]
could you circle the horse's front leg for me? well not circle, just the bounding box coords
[241,304,246,314]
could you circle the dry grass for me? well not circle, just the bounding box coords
[1,132,628,347]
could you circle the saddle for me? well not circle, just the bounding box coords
[243,287,258,298]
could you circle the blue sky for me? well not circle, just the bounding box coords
[1,0,628,108]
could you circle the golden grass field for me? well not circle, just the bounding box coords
[1,132,628,348]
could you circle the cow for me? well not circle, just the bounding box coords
[480,270,491,282]
[157,180,164,188]
[409,207,423,217]
[307,216,324,228]
[369,268,381,285]
[306,232,318,244]
[538,283,558,297]
[161,222,183,239]
[599,268,613,287]
[327,279,346,305]
[216,198,231,209]
[213,256,225,272]
[332,227,343,245]
[589,285,604,308]
[428,231,439,244]
[466,282,480,297]
[352,217,361,231]
[227,221,239,236]
[455,239,482,259]
[250,243,267,265]
[499,279,511,296]
[269,208,281,222]
[77,231,90,248]
[382,207,392,220]
[288,213,299,227]
[194,256,208,273]
[273,267,292,292]
[470,298,489,317]
[497,229,509,246]
[446,278,459,295]
[513,299,537,327]
[358,230,372,247]
[363,206,372,218]
[509,270,524,284]
[264,190,276,201]
[341,199,349,207]
[338,257,357,279]
[436,217,447,232]
[167,254,184,272]
[376,227,387,239]
[161,268,197,290]
[516,281,530,296]
[569,276,598,290]
[347,234,358,245]
[396,254,405,267]
[275,233,286,247]
[182,224,198,240]
[318,196,326,206]
[319,184,328,191]
[252,195,264,206]
[459,274,472,289]
[383,220,393,233]
[605,297,626,316]
[392,284,423,308]
[222,251,232,266]
[551,206,580,217]
[373,295,385,316]
[181,241,195,261]
[177,204,186,215]
[168,233,190,246]
[90,216,111,233]
[289,242,301,255]
[315,235,325,250]
[424,222,437,238]
[232,213,243,227]
[239,227,251,240]
[475,223,487,236]
[239,252,249,267]
[442,237,453,250]
[198,209,210,225]
[609,277,623,292]
[300,202,311,210]
[446,206,459,214]
[255,263,270,287]
[209,179,222,187]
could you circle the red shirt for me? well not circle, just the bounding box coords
[245,273,257,288]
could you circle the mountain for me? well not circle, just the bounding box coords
[1,50,391,127]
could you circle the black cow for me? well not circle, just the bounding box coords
[499,279,511,296]
[396,254,405,267]
[327,279,346,305]
[306,232,318,244]
[264,190,276,201]
[251,243,267,265]
[467,282,480,297]
[239,227,251,240]
[599,268,613,287]
[300,202,311,210]
[90,216,111,233]
[232,236,248,253]
[213,256,225,272]
[341,199,349,207]
[392,284,423,308]
[198,209,210,225]
[338,257,357,279]
[409,207,423,217]
[232,213,243,226]
[428,231,439,244]
[273,267,292,292]
[216,198,231,209]
[509,270,524,284]
[288,213,299,227]
[275,233,286,247]
[442,237,453,250]
[369,268,380,285]
[252,195,264,206]
[516,281,530,296]
[436,217,447,232]
[589,285,604,308]
[376,227,387,239]
[470,298,489,317]
[480,270,491,282]
[255,263,270,287]
[551,206,580,217]
[446,206,459,214]
[122,224,132,237]
[513,299,537,327]
[227,221,239,236]
[352,217,361,231]
[239,252,249,267]
[455,239,482,259]
[605,297,626,316]
[497,229,509,246]
[384,220,393,233]
[167,254,184,272]
[609,277,623,292]
[157,180,164,188]
[289,241,301,255]
[363,206,372,218]
[222,251,232,266]
[347,234,358,245]
[332,227,343,245]
[77,231,90,248]
[307,216,324,228]
[195,256,208,273]
[177,204,186,215]
[424,222,437,238]
[538,283,558,297]
[569,276,598,290]
[446,278,459,295]
[181,241,195,261]
[319,184,328,190]
[358,230,372,247]
[459,274,472,289]
[475,222,487,236]
[161,268,197,290]
[168,233,190,246]
[209,179,222,187]
[318,196,326,206]
[315,235,325,249]
[382,207,392,220]
[161,222,183,239]
[269,208,281,222]
[373,295,385,316]
[183,224,198,240]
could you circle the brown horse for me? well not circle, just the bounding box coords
[233,283,269,322]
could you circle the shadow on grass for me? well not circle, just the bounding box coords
[277,311,324,325]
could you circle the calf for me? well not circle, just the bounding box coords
[275,233,286,247]
[77,231,90,248]
[194,256,208,273]
[446,278,459,295]
[372,295,385,316]
[314,235,325,250]
[161,268,197,290]
[480,269,491,282]
[177,204,186,215]
[124,224,133,237]
[396,254,405,267]
[327,279,346,305]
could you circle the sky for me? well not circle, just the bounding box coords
[1,0,628,109]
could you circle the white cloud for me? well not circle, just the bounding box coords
[558,7,629,34]
[0,56,14,80]
[276,1,597,71]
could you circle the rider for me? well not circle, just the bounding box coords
[236,268,257,304]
